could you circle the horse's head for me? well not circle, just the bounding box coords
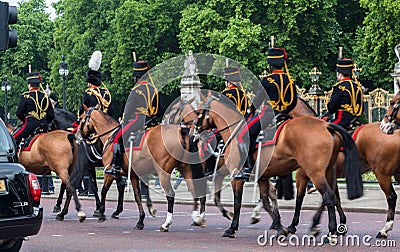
[164,98,198,125]
[76,105,97,144]
[380,92,400,134]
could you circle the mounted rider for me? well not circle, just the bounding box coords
[13,72,55,146]
[79,51,113,117]
[105,60,161,177]
[234,47,297,181]
[326,58,364,131]
[221,67,252,118]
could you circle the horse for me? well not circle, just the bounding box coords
[7,120,85,221]
[20,130,85,222]
[196,95,363,239]
[49,108,141,220]
[255,97,400,239]
[77,104,207,231]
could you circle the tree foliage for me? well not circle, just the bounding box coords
[3,0,400,123]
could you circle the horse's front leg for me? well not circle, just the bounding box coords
[98,174,114,222]
[130,173,146,230]
[222,179,245,238]
[111,177,126,219]
[159,172,175,232]
[214,172,233,220]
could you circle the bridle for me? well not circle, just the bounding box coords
[384,96,400,125]
[77,107,121,153]
[195,96,244,135]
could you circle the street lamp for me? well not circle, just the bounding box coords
[308,67,323,115]
[1,76,11,123]
[58,54,69,110]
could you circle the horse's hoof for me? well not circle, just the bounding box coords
[79,215,86,223]
[111,212,120,219]
[376,231,388,239]
[277,227,289,237]
[222,229,235,238]
[309,226,321,237]
[224,212,233,221]
[250,217,260,224]
[93,210,101,217]
[160,226,169,232]
[98,216,106,223]
[269,223,280,230]
[287,225,297,234]
[148,208,157,217]
[134,224,144,230]
[191,219,206,227]
[53,205,61,213]
[323,232,338,245]
[56,214,64,221]
[337,224,348,235]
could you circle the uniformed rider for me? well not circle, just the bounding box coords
[234,47,297,181]
[326,58,363,130]
[13,72,54,146]
[105,60,161,177]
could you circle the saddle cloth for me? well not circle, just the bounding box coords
[21,134,45,151]
[124,129,150,152]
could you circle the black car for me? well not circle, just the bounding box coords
[0,119,43,252]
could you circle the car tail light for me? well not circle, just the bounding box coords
[28,173,41,202]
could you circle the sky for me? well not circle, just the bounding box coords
[5,0,56,19]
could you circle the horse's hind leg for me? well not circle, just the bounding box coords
[111,177,126,219]
[287,172,308,234]
[98,174,114,222]
[376,175,397,238]
[130,173,146,230]
[53,182,66,213]
[334,185,347,235]
[88,168,101,217]
[56,189,71,221]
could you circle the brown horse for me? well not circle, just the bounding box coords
[267,97,400,238]
[196,96,363,239]
[16,129,85,222]
[77,105,207,231]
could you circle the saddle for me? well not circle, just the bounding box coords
[19,124,48,151]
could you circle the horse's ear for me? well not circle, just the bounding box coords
[83,104,89,112]
[199,92,207,102]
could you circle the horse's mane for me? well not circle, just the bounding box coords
[292,97,317,117]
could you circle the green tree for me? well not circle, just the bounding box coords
[354,0,400,90]
[0,0,53,121]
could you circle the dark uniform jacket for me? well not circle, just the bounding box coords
[79,86,113,116]
[13,88,54,142]
[221,85,251,116]
[327,78,363,129]
[125,81,161,123]
[253,70,297,115]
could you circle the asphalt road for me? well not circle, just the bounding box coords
[20,198,399,252]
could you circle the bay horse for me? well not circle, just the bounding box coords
[196,95,363,240]
[19,130,85,222]
[167,99,278,222]
[7,120,85,221]
[263,97,400,239]
[50,108,140,220]
[77,105,207,231]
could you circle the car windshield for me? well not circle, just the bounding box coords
[0,120,15,156]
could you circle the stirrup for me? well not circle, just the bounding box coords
[105,166,121,178]
[232,167,252,182]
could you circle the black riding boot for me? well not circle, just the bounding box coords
[232,142,254,182]
[105,143,122,178]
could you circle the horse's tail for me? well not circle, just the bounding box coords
[67,133,79,176]
[328,123,363,200]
